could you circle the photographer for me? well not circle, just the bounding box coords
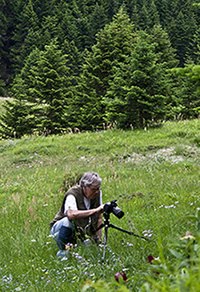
[50,172,104,256]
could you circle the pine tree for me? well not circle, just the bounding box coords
[88,2,109,43]
[147,0,160,29]
[0,0,7,94]
[58,1,80,46]
[0,98,36,138]
[122,0,137,20]
[61,39,83,84]
[167,0,197,66]
[32,0,56,19]
[138,1,149,30]
[155,0,177,28]
[0,0,21,89]
[0,49,41,138]
[11,0,40,73]
[148,25,178,68]
[131,1,140,29]
[172,65,200,118]
[186,25,200,65]
[105,30,172,129]
[1,40,74,137]
[22,40,72,134]
[38,15,63,48]
[70,6,135,130]
[102,0,120,21]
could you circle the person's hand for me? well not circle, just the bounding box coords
[96,204,104,214]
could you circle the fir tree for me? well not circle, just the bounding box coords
[147,0,160,29]
[167,0,197,66]
[0,0,7,94]
[70,6,135,130]
[22,40,72,134]
[148,25,178,68]
[11,0,40,73]
[104,30,172,128]
[0,0,20,88]
[138,1,149,30]
[172,65,200,118]
[1,40,73,137]
[38,15,63,48]
[0,98,36,138]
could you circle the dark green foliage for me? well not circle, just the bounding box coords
[0,0,8,94]
[10,0,40,73]
[0,99,36,138]
[0,0,199,137]
[69,7,135,130]
[171,65,200,118]
[166,0,197,67]
[104,30,166,128]
[137,1,150,30]
[104,26,178,129]
[1,40,75,137]
[0,0,21,89]
[147,0,160,28]
[187,26,200,64]
[1,0,199,89]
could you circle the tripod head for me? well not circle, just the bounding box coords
[103,200,124,220]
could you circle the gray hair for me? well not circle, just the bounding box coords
[79,172,102,188]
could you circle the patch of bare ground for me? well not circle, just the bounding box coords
[124,145,200,164]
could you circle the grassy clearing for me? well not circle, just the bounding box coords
[0,119,200,291]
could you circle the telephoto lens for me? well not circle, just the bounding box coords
[103,200,124,219]
[112,206,124,219]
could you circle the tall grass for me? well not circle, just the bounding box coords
[0,119,200,291]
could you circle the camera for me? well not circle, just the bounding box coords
[103,200,124,219]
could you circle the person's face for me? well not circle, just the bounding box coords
[84,184,101,199]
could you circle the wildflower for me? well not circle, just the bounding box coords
[2,274,12,284]
[142,229,153,239]
[126,242,134,247]
[180,231,195,240]
[31,239,37,242]
[114,271,128,282]
[147,255,154,264]
[65,243,73,250]
[147,255,160,264]
[164,204,176,209]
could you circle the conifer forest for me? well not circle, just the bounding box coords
[0,0,200,138]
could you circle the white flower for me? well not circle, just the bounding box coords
[180,231,195,240]
[31,239,37,242]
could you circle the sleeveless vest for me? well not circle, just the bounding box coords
[50,185,100,236]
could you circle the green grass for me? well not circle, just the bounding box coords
[0,119,200,291]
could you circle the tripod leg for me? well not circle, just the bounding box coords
[109,223,148,240]
[102,226,108,261]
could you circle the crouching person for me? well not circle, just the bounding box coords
[50,172,104,257]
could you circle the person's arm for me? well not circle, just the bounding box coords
[66,205,104,220]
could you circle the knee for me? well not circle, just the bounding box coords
[57,226,74,250]
[62,217,73,229]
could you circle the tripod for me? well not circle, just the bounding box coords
[96,211,149,261]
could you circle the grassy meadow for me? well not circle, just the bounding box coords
[0,119,200,291]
